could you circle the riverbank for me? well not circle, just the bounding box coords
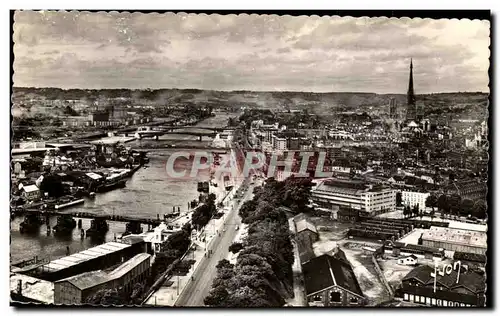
[10,113,237,264]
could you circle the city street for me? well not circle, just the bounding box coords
[175,182,254,306]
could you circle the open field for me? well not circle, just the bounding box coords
[340,241,391,305]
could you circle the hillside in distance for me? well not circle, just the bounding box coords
[12,87,489,121]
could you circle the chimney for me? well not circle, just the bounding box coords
[17,280,22,295]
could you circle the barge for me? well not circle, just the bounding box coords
[52,214,77,235]
[19,213,42,234]
[54,198,85,210]
[86,218,109,237]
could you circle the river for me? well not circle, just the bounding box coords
[10,112,236,264]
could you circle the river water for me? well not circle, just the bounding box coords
[10,113,235,263]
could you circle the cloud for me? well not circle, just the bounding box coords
[12,11,490,93]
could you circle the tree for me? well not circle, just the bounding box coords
[448,194,462,218]
[437,194,448,216]
[130,283,145,305]
[412,204,419,218]
[429,210,435,221]
[472,200,487,219]
[396,192,402,207]
[204,285,230,306]
[229,242,244,254]
[425,194,437,212]
[226,286,274,307]
[63,105,79,116]
[39,174,65,198]
[460,199,475,217]
[86,288,127,306]
[403,205,413,218]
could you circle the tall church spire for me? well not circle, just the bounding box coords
[406,58,417,120]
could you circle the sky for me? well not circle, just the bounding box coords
[13,11,490,93]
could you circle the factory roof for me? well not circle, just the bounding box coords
[302,254,363,298]
[56,253,151,291]
[108,253,151,279]
[10,273,54,304]
[403,265,485,294]
[42,242,131,273]
[58,270,109,291]
[422,226,487,249]
[314,180,365,196]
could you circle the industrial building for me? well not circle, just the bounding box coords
[30,240,147,282]
[54,253,151,305]
[10,273,54,304]
[400,265,485,307]
[291,213,319,263]
[421,226,487,255]
[445,180,487,201]
[302,253,365,307]
[311,179,396,215]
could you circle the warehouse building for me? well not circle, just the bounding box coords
[302,253,365,307]
[291,213,319,263]
[54,253,151,305]
[421,226,487,255]
[400,265,485,307]
[31,240,147,282]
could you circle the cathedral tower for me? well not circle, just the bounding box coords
[406,59,417,121]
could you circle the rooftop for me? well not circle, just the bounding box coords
[302,254,363,298]
[57,253,151,291]
[422,226,487,249]
[42,242,131,273]
[295,218,318,235]
[10,273,54,304]
[86,172,103,180]
[22,184,39,193]
[403,264,485,294]
[314,180,366,196]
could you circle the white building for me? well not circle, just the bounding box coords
[212,134,227,148]
[311,179,396,215]
[398,254,418,266]
[331,166,351,174]
[151,222,180,253]
[421,226,487,255]
[272,134,287,151]
[401,190,429,211]
[21,184,41,201]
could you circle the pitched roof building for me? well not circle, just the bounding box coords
[400,264,485,307]
[302,254,365,307]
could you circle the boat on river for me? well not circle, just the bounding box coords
[54,198,85,210]
[86,218,109,237]
[52,214,77,235]
[121,221,143,238]
[19,213,42,234]
[96,178,127,193]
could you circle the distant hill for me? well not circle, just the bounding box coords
[11,87,489,120]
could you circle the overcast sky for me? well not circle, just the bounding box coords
[13,11,490,93]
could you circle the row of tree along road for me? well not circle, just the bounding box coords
[204,176,314,307]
